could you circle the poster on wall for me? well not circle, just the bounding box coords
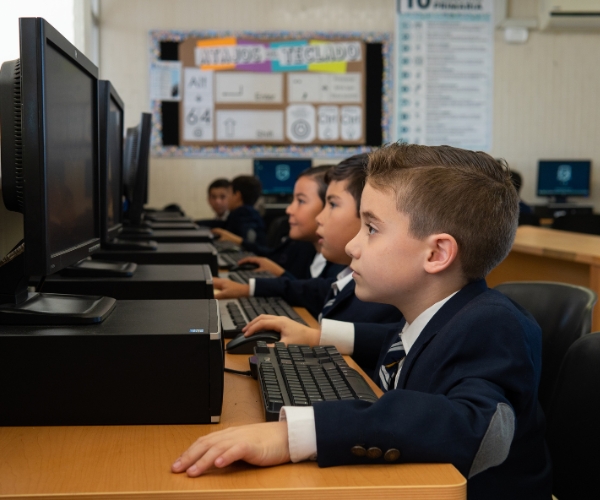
[178,36,366,147]
[395,0,494,151]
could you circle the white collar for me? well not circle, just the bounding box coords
[401,290,459,356]
[310,252,327,278]
[333,266,354,294]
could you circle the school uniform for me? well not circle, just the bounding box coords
[253,268,404,377]
[198,204,267,245]
[243,238,344,280]
[285,279,551,500]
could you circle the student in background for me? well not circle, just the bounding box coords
[214,153,404,377]
[218,165,344,280]
[207,178,231,221]
[173,144,551,500]
[211,175,267,246]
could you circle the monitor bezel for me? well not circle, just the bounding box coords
[19,17,100,276]
[99,80,124,243]
[536,159,592,199]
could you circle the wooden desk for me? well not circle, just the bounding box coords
[0,308,466,500]
[488,225,600,330]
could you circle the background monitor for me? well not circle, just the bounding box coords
[123,112,152,226]
[0,17,114,324]
[537,160,591,203]
[253,159,312,196]
[99,80,125,244]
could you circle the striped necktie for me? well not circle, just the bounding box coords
[317,286,337,323]
[379,334,406,392]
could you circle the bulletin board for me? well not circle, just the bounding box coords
[149,30,393,159]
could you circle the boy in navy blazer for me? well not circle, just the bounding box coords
[213,155,404,375]
[173,144,552,499]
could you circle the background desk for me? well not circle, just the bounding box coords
[488,225,600,330]
[0,308,465,500]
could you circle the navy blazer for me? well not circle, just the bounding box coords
[199,205,267,246]
[312,280,552,500]
[255,275,404,377]
[243,239,344,280]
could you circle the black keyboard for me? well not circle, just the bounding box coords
[228,270,276,284]
[219,296,306,337]
[217,251,254,269]
[213,240,242,253]
[255,342,379,421]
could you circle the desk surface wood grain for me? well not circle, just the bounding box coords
[0,308,466,500]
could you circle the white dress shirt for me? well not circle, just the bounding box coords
[281,290,459,463]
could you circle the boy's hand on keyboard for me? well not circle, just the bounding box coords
[172,421,290,477]
[243,314,321,346]
[213,277,250,299]
[212,228,243,245]
[237,256,285,277]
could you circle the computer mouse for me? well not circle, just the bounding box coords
[226,332,281,355]
[229,262,259,272]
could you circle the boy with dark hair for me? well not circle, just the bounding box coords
[173,144,551,499]
[214,154,404,376]
[213,175,267,246]
[207,178,231,221]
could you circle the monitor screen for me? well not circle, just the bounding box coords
[45,42,97,257]
[537,160,591,198]
[253,159,312,195]
[0,17,100,276]
[98,80,125,242]
[123,113,152,226]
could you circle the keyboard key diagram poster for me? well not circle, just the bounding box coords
[178,36,366,147]
[396,0,494,151]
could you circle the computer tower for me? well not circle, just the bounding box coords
[0,299,224,425]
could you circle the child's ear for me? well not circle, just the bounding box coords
[423,233,459,275]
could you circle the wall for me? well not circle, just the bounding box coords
[2,0,599,256]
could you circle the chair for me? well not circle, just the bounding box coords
[546,332,600,500]
[551,214,600,235]
[494,282,597,414]
[266,215,290,248]
[518,212,540,226]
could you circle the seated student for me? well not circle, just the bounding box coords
[216,165,343,280]
[173,144,552,500]
[210,175,267,246]
[207,178,231,221]
[214,154,404,376]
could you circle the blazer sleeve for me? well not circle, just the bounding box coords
[254,277,334,318]
[313,302,542,480]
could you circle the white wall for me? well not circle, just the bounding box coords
[97,0,600,218]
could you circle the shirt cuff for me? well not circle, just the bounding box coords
[248,278,256,296]
[280,406,318,462]
[320,319,355,355]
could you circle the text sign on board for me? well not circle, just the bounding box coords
[396,0,494,151]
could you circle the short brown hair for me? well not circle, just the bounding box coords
[367,143,518,281]
[325,153,370,215]
[298,165,333,204]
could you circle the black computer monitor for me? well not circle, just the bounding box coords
[536,160,592,203]
[123,113,152,226]
[0,17,115,324]
[253,159,312,196]
[99,80,125,243]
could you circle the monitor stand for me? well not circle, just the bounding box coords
[61,257,137,278]
[0,245,116,325]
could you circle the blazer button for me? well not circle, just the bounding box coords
[366,447,382,459]
[351,445,366,457]
[384,448,401,462]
